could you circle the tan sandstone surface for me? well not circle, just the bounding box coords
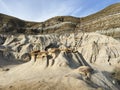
[0,32,120,90]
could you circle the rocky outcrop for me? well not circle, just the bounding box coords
[0,45,119,90]
[0,32,120,70]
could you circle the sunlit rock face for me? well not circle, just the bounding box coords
[0,33,120,68]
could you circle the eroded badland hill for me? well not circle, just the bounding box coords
[0,3,120,90]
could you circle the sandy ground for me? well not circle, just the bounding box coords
[0,51,119,90]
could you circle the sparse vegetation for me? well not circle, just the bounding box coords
[112,67,120,85]
[0,3,120,35]
[81,3,120,22]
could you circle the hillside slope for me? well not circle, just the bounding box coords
[0,3,120,39]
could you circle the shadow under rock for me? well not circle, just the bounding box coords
[0,56,24,68]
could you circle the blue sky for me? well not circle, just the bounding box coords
[0,0,120,22]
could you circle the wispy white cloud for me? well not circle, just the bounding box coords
[0,0,12,14]
[71,7,83,16]
[0,0,119,22]
[0,0,84,21]
[34,0,83,21]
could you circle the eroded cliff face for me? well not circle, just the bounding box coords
[0,33,120,68]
